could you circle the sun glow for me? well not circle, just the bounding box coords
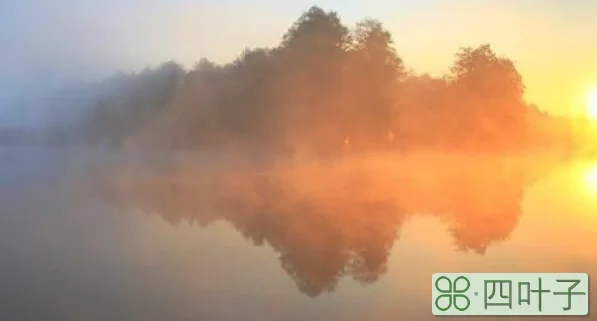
[587,89,597,120]
[583,163,597,193]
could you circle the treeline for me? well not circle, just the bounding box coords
[82,6,583,156]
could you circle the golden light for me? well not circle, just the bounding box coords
[587,89,597,120]
[579,163,597,214]
[583,163,597,193]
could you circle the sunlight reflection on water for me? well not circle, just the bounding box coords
[2,148,597,321]
[582,162,597,193]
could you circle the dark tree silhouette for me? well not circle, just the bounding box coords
[76,6,578,156]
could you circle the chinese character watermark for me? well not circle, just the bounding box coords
[432,273,589,316]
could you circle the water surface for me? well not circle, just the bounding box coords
[1,147,596,321]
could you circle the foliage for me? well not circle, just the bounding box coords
[83,6,553,155]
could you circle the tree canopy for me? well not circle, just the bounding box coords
[83,5,544,155]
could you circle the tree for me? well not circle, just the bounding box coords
[281,6,349,55]
[272,6,352,155]
[344,19,406,150]
[395,74,449,147]
[81,7,556,155]
[447,44,527,150]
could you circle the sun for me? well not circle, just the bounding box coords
[584,164,597,191]
[587,89,597,120]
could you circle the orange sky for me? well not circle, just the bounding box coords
[379,0,597,118]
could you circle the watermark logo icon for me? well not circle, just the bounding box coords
[435,275,471,311]
[432,273,589,316]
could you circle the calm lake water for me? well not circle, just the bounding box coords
[1,147,596,321]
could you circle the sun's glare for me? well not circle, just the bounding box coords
[587,89,597,120]
[583,163,597,192]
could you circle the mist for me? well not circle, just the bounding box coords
[0,0,297,130]
[3,3,597,320]
[2,1,595,155]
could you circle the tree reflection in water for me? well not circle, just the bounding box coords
[88,154,554,297]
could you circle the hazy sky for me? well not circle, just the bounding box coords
[1,0,596,127]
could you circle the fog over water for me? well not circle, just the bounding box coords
[2,2,597,320]
[1,146,596,320]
